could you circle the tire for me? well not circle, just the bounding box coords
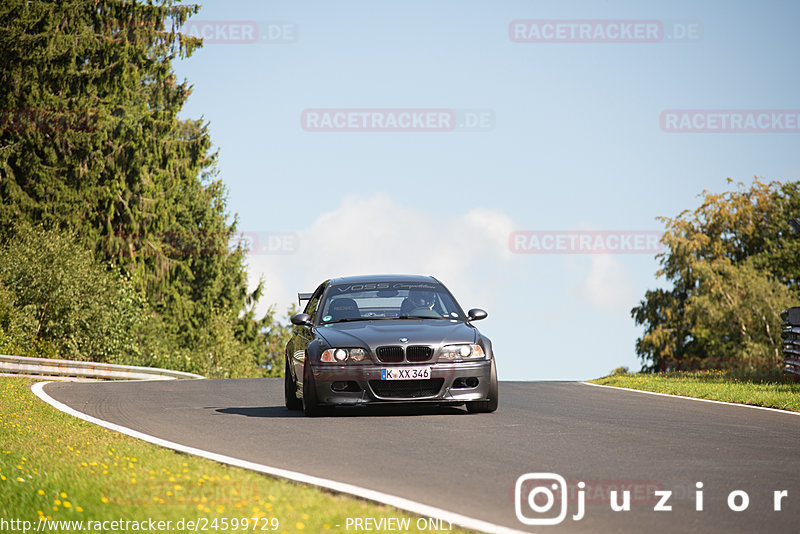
[466,359,498,413]
[284,356,302,411]
[302,363,329,417]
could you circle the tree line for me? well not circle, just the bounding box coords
[0,0,291,377]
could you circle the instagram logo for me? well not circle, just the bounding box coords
[515,473,584,525]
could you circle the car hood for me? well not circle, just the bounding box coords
[315,320,477,349]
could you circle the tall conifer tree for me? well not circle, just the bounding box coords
[0,1,272,375]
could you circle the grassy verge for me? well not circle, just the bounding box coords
[0,378,474,533]
[590,371,800,412]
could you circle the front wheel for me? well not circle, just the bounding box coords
[302,363,329,417]
[466,360,498,413]
[284,356,302,411]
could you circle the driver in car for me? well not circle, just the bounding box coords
[400,289,439,316]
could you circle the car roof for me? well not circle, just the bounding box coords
[327,274,440,285]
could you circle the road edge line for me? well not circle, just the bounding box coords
[31,382,527,534]
[581,381,800,417]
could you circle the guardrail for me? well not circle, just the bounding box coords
[0,354,204,381]
[781,307,800,376]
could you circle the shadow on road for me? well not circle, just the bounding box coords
[212,406,303,418]
[214,404,469,418]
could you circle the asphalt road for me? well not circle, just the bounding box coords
[42,379,800,533]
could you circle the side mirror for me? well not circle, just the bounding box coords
[467,308,488,321]
[290,313,313,326]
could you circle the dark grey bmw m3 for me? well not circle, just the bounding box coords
[284,274,498,416]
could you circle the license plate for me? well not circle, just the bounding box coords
[380,367,431,380]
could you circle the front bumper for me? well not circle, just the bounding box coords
[306,360,493,406]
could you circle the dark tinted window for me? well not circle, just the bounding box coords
[320,282,463,323]
[304,284,326,319]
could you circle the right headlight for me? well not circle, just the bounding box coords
[439,344,485,361]
[320,348,368,363]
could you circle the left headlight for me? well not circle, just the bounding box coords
[320,348,368,363]
[439,344,485,361]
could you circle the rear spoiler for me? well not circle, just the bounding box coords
[298,292,313,306]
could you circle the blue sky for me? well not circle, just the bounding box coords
[172,0,800,380]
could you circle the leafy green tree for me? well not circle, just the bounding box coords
[261,304,298,377]
[632,179,800,373]
[683,257,793,373]
[0,225,148,363]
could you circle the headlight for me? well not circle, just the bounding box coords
[320,348,369,363]
[348,348,367,361]
[439,344,485,361]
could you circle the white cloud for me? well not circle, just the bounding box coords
[574,254,636,312]
[244,193,517,317]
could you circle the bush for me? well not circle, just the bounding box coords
[0,225,294,378]
[0,225,148,362]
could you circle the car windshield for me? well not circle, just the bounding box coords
[319,282,464,324]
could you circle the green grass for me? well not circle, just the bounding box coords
[590,370,800,412]
[0,378,474,533]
